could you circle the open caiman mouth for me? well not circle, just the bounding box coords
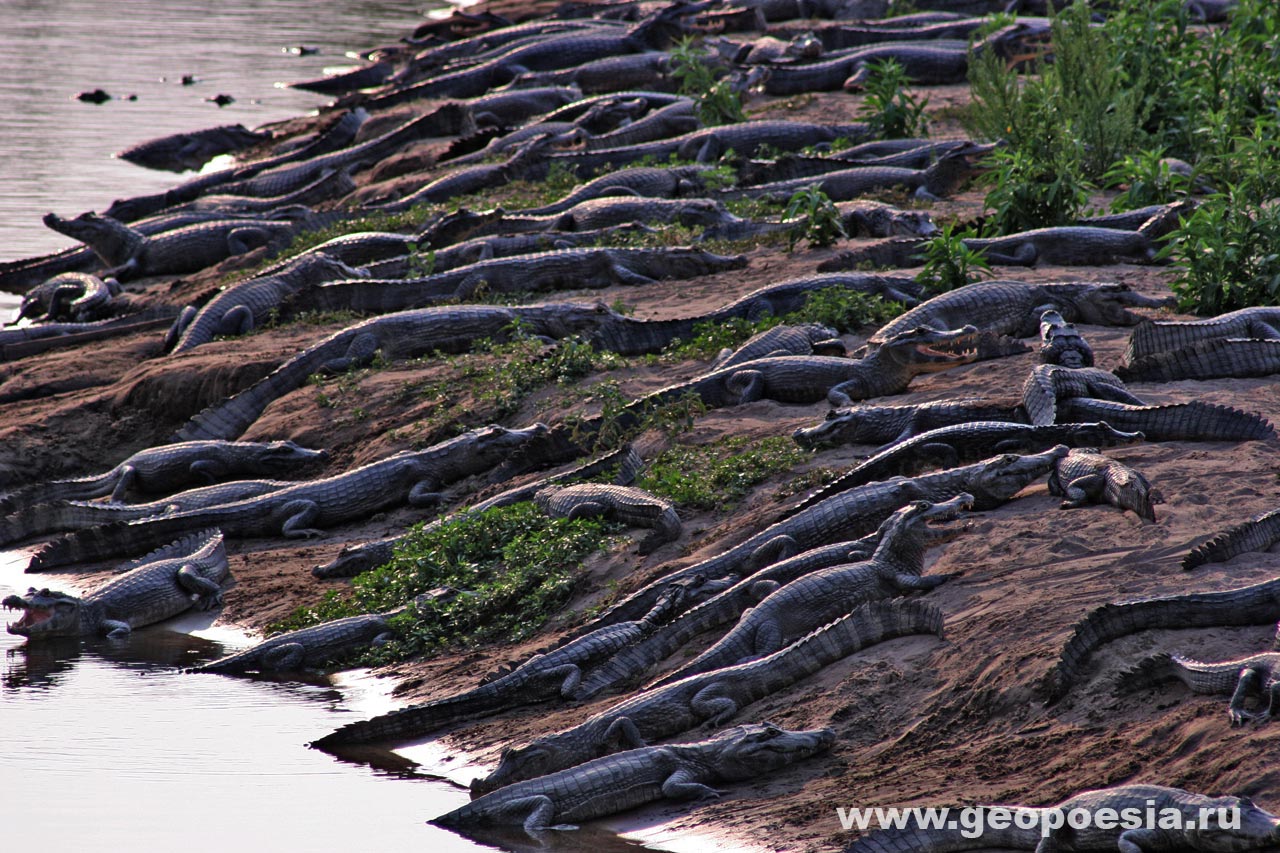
[4,603,54,635]
[914,342,978,365]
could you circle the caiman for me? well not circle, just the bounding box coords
[0,439,327,512]
[1183,507,1280,571]
[470,600,938,796]
[1042,575,1280,703]
[720,151,976,203]
[311,579,709,749]
[115,123,272,173]
[437,723,834,835]
[15,272,121,323]
[1124,307,1280,363]
[26,424,550,572]
[313,446,644,579]
[42,212,295,281]
[1119,650,1280,726]
[863,281,1171,347]
[1037,308,1094,368]
[4,530,228,639]
[793,398,1025,449]
[534,483,681,554]
[1115,338,1280,383]
[790,422,1141,513]
[845,784,1280,852]
[711,323,845,369]
[173,301,620,442]
[1049,448,1162,522]
[655,498,965,686]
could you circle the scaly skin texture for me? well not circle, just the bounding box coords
[720,153,976,203]
[1042,576,1280,703]
[310,579,712,748]
[1115,338,1280,383]
[570,447,1066,645]
[42,212,295,281]
[1125,307,1280,363]
[1055,398,1275,443]
[868,281,1171,345]
[1183,508,1280,571]
[313,446,644,579]
[1021,365,1146,426]
[173,302,621,442]
[26,424,549,572]
[534,483,681,554]
[845,785,1280,852]
[0,439,327,513]
[519,165,714,217]
[115,123,271,173]
[711,323,844,369]
[655,497,966,686]
[190,608,409,675]
[470,601,937,797]
[790,422,1141,513]
[793,398,1025,449]
[1049,448,1162,522]
[16,272,120,323]
[1038,309,1094,368]
[3,530,228,638]
[1120,651,1280,726]
[438,724,834,835]
[749,40,973,95]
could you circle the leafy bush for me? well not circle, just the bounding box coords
[1102,148,1193,211]
[670,37,746,126]
[1162,191,1280,314]
[786,287,901,332]
[915,223,992,293]
[270,502,620,663]
[783,184,847,250]
[981,145,1091,234]
[638,436,809,509]
[855,58,929,139]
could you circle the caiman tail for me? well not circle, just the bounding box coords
[1057,398,1275,442]
[1183,508,1280,571]
[0,502,125,547]
[786,598,945,677]
[311,680,514,750]
[26,516,199,572]
[1042,576,1280,703]
[1115,652,1241,696]
[173,340,341,441]
[846,809,1045,853]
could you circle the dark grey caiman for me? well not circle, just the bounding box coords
[15,273,121,323]
[747,39,973,95]
[1042,575,1280,703]
[311,580,707,749]
[656,498,964,686]
[190,606,411,676]
[115,123,272,173]
[1124,307,1280,363]
[1115,338,1280,383]
[710,323,845,369]
[174,301,620,442]
[535,484,681,554]
[829,225,1157,270]
[518,165,714,217]
[557,447,1067,649]
[313,446,643,579]
[511,52,680,95]
[845,784,1280,852]
[26,424,550,572]
[864,281,1171,348]
[292,246,748,316]
[790,422,1141,513]
[165,253,368,354]
[0,439,326,512]
[1021,364,1156,425]
[793,397,1025,449]
[1183,507,1280,572]
[438,723,834,835]
[1037,308,1094,367]
[4,530,228,639]
[1048,447,1162,522]
[720,151,976,203]
[1120,650,1280,726]
[43,212,296,281]
[471,600,937,797]
[580,98,699,148]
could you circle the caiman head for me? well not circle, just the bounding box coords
[877,325,981,377]
[703,723,835,780]
[963,445,1071,508]
[1049,283,1175,326]
[525,300,622,340]
[252,440,331,473]
[471,737,570,797]
[41,211,143,266]
[873,493,975,545]
[793,406,875,449]
[4,588,84,638]
[1185,794,1280,850]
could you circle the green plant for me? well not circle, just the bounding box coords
[638,436,810,510]
[269,503,620,663]
[981,145,1092,234]
[404,242,436,277]
[785,287,902,333]
[670,37,746,126]
[1162,191,1280,314]
[1102,148,1194,211]
[855,58,929,140]
[915,223,992,293]
[782,184,847,250]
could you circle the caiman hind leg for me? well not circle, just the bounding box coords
[1057,473,1106,511]
[277,499,325,537]
[1229,666,1267,726]
[212,305,254,337]
[175,561,225,609]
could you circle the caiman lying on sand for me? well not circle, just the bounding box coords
[4,530,228,639]
[471,600,940,795]
[1049,448,1162,522]
[1183,506,1280,571]
[845,784,1280,852]
[1119,650,1280,726]
[434,723,834,836]
[534,483,682,554]
[26,424,550,571]
[1042,575,1280,703]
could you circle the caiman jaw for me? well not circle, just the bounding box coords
[4,598,53,636]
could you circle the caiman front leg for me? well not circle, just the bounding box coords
[101,619,132,639]
[408,480,444,507]
[1058,473,1105,510]
[188,459,230,484]
[108,465,140,502]
[661,767,723,801]
[321,332,381,374]
[744,534,799,572]
[1229,666,1266,726]
[175,561,225,609]
[981,243,1039,266]
[601,716,647,752]
[225,226,274,257]
[261,643,308,671]
[490,794,563,834]
[892,571,954,592]
[278,499,325,537]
